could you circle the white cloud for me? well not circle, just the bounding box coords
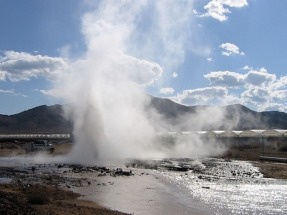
[207,57,213,62]
[171,66,287,112]
[244,68,275,86]
[205,68,275,88]
[204,71,244,87]
[220,43,245,56]
[34,89,54,96]
[172,72,178,78]
[0,89,15,94]
[271,76,287,90]
[174,86,239,106]
[242,65,252,70]
[241,68,287,111]
[0,51,67,82]
[241,87,268,103]
[271,90,287,101]
[193,9,199,15]
[159,87,175,95]
[198,0,248,21]
[115,54,163,86]
[0,88,26,97]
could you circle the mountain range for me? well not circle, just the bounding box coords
[1,96,287,133]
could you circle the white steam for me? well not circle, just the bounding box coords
[52,0,228,164]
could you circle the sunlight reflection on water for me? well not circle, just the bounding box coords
[159,159,287,215]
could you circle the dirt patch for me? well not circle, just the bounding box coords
[252,162,287,180]
[0,141,24,156]
[53,143,72,154]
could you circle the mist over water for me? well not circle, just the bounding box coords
[52,1,229,164]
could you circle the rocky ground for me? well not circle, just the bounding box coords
[220,142,287,179]
[0,141,286,214]
[0,142,132,215]
[0,163,132,215]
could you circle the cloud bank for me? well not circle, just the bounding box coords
[169,67,287,112]
[0,51,67,82]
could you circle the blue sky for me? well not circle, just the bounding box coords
[1,0,287,115]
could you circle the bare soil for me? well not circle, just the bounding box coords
[253,161,287,179]
[0,141,73,156]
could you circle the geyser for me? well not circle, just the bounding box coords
[51,0,228,164]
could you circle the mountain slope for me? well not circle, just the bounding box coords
[150,97,287,130]
[0,105,72,133]
[1,97,287,133]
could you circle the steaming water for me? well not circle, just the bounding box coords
[70,158,287,215]
[156,159,287,215]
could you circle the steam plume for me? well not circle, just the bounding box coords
[52,0,228,164]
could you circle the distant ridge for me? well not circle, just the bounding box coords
[0,104,72,134]
[150,97,287,130]
[1,97,287,133]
